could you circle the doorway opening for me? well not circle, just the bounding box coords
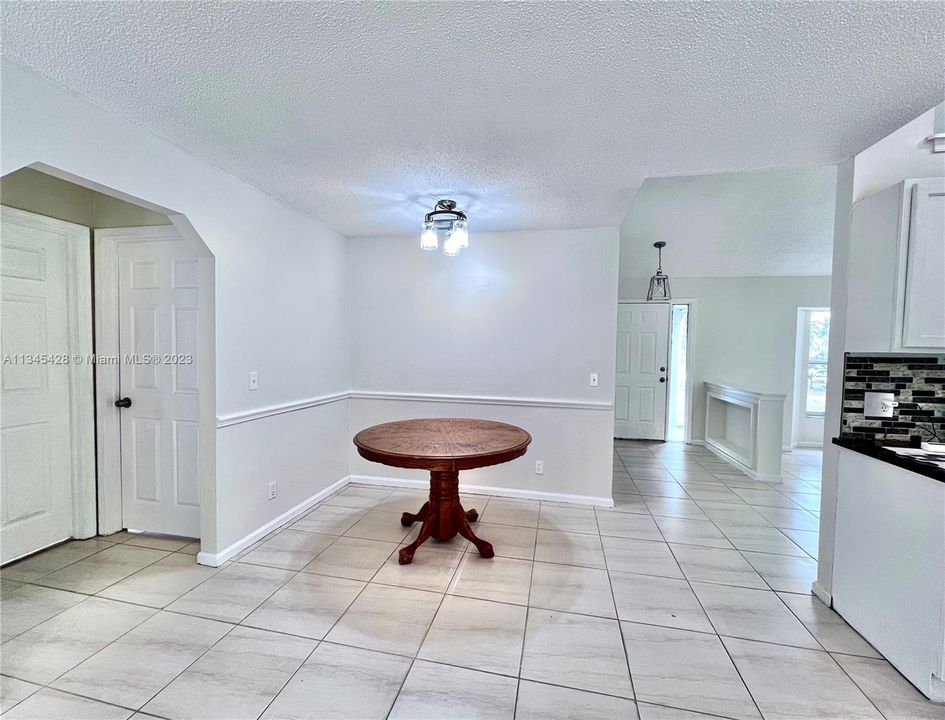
[667,303,690,442]
[0,165,215,565]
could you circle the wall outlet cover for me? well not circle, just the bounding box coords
[534,460,544,474]
[864,391,896,419]
[267,481,277,500]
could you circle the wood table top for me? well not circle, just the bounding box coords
[353,418,532,471]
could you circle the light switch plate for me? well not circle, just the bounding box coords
[589,373,599,387]
[249,371,259,391]
[864,391,896,419]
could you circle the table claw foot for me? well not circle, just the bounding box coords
[465,508,479,523]
[399,511,434,564]
[456,507,493,558]
[472,538,494,558]
[401,501,430,527]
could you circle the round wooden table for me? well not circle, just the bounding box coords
[353,418,531,564]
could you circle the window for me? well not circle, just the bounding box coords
[804,310,830,415]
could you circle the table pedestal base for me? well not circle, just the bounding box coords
[398,470,493,565]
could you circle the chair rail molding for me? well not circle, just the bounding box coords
[217,389,612,429]
[348,390,613,411]
[216,391,349,427]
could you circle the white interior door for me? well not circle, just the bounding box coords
[113,229,204,537]
[1,207,94,563]
[614,302,670,440]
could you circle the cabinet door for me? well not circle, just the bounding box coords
[902,179,945,349]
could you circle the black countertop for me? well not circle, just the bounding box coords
[832,437,945,483]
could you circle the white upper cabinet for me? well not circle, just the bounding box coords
[900,179,945,349]
[848,178,944,353]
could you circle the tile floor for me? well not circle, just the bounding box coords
[2,441,944,719]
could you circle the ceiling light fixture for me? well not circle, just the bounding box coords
[420,199,468,255]
[646,241,671,301]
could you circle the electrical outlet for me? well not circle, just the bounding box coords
[267,481,277,500]
[249,372,259,391]
[589,372,599,387]
[864,391,897,418]
[534,460,544,475]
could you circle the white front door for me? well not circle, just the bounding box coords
[109,228,204,537]
[614,302,670,440]
[1,207,94,563]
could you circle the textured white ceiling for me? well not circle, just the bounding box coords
[620,166,838,278]
[2,1,942,237]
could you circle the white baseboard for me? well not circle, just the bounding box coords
[811,580,832,606]
[197,475,349,567]
[348,474,614,508]
[703,443,783,483]
[789,441,824,450]
[197,472,617,568]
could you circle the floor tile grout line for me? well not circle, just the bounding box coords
[721,635,893,720]
[58,620,243,719]
[254,640,322,720]
[826,657,893,720]
[622,453,819,594]
[17,596,162,700]
[0,589,95,645]
[0,536,153,588]
[650,448,768,720]
[601,519,640,706]
[512,512,543,718]
[128,616,247,715]
[88,548,223,603]
[382,507,472,720]
[11,683,174,719]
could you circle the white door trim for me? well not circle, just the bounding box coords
[93,225,215,538]
[0,206,96,550]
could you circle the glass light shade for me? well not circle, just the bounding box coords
[646,273,671,301]
[420,221,438,250]
[451,220,469,249]
[443,233,461,256]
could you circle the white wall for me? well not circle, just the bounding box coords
[1,59,352,557]
[816,103,945,604]
[619,276,831,448]
[349,228,620,503]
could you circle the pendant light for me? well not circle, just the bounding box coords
[646,241,671,301]
[420,199,468,255]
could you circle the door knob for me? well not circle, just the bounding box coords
[114,397,133,408]
[660,366,666,372]
[659,378,666,383]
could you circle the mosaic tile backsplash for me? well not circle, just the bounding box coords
[841,354,945,443]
